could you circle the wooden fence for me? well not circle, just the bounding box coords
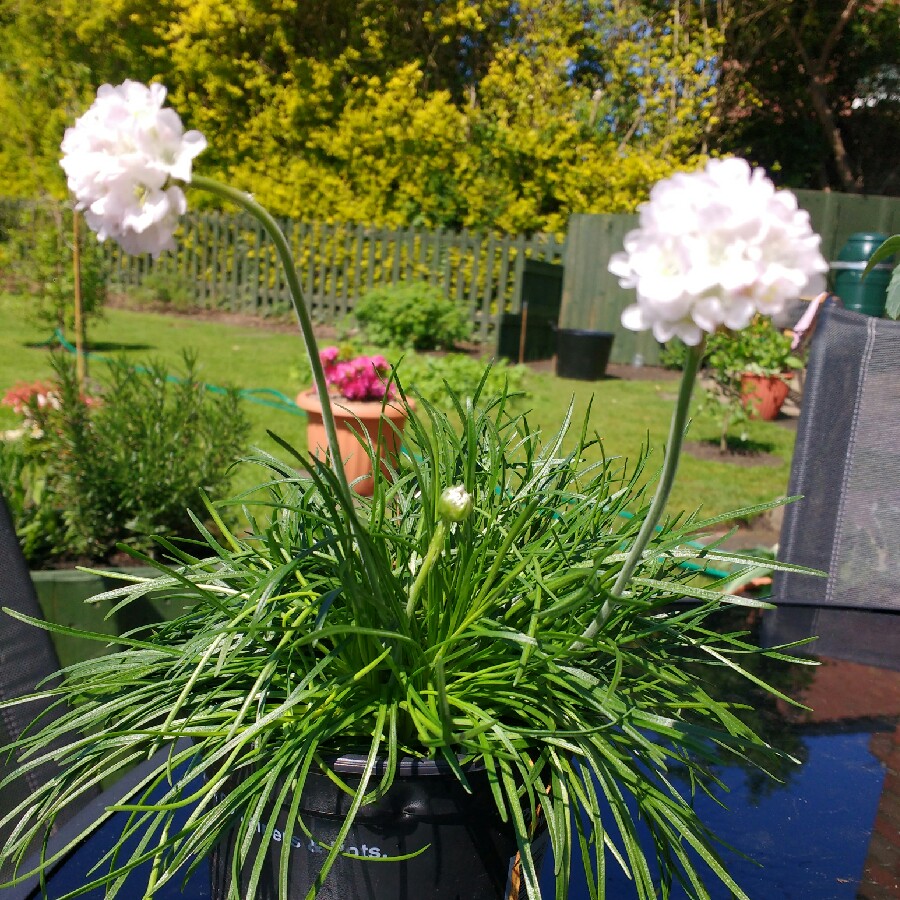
[105,213,565,343]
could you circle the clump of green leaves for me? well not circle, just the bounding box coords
[863,234,900,319]
[0,379,811,900]
[658,337,693,370]
[0,439,67,564]
[399,351,527,405]
[4,351,249,564]
[355,280,471,350]
[129,263,196,311]
[699,316,803,450]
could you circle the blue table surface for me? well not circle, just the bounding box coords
[8,606,900,899]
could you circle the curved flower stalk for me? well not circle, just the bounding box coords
[582,158,828,641]
[60,80,352,501]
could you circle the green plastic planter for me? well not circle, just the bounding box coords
[831,232,893,318]
[31,567,191,668]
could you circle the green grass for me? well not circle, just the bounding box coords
[0,293,310,471]
[0,292,795,521]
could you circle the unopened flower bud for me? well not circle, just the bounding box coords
[438,485,473,523]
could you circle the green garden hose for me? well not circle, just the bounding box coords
[41,329,306,417]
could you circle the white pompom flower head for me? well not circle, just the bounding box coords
[610,158,829,346]
[60,80,207,259]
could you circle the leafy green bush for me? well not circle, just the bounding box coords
[129,265,196,311]
[398,352,527,406]
[706,315,802,379]
[0,439,67,564]
[658,337,692,370]
[355,280,470,350]
[4,352,249,565]
[8,204,108,334]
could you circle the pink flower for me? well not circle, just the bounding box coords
[2,381,61,415]
[320,346,340,369]
[317,348,395,402]
[2,380,99,434]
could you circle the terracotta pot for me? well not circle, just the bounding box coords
[295,390,409,496]
[740,373,792,421]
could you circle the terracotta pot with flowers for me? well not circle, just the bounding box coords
[699,314,805,450]
[1,84,831,900]
[295,347,408,496]
[731,316,804,421]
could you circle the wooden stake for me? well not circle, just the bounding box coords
[518,302,528,365]
[72,210,87,387]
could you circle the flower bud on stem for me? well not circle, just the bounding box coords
[406,486,472,619]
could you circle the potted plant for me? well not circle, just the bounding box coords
[1,90,830,900]
[295,347,409,497]
[699,315,804,449]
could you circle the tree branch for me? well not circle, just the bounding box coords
[782,2,863,192]
[818,0,862,70]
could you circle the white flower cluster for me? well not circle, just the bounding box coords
[610,158,828,346]
[61,81,206,258]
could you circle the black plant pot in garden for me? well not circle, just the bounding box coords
[210,755,546,900]
[555,329,615,381]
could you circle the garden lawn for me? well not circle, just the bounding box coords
[0,293,795,521]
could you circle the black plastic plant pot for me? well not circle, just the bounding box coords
[210,755,547,900]
[555,329,615,381]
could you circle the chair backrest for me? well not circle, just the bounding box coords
[773,302,900,612]
[0,492,100,878]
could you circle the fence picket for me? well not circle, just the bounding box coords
[479,233,497,343]
[352,224,365,305]
[211,216,221,307]
[511,233,527,314]
[496,235,512,316]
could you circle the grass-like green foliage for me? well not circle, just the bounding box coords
[0,351,249,565]
[0,378,814,899]
[355,280,471,350]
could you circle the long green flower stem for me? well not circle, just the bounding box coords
[406,522,447,618]
[578,339,706,644]
[191,175,351,502]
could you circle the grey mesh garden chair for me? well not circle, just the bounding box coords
[0,493,198,898]
[0,492,102,888]
[766,301,900,669]
[772,300,900,612]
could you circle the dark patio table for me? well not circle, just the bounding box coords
[7,605,899,900]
